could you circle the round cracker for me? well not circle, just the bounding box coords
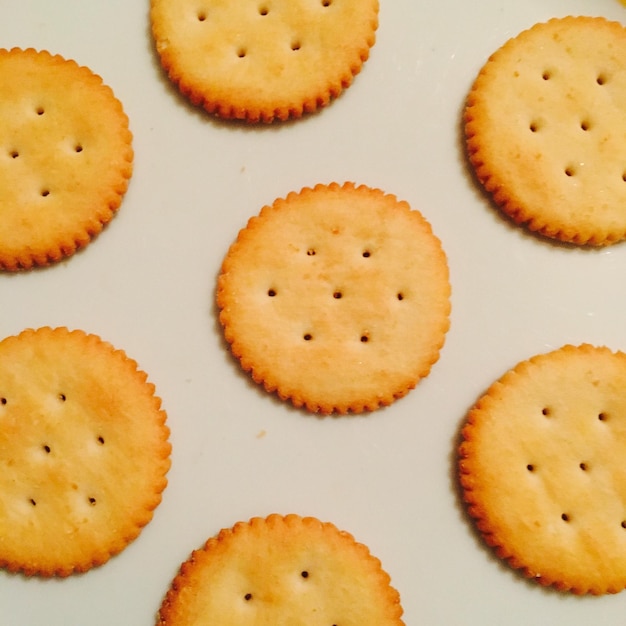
[158,513,405,625]
[0,48,133,270]
[465,16,626,246]
[150,0,379,123]
[0,327,170,576]
[459,344,626,594]
[217,182,451,415]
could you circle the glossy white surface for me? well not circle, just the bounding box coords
[2,1,626,624]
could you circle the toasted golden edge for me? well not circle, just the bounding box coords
[157,513,405,625]
[216,181,451,415]
[457,344,626,594]
[149,2,379,123]
[0,326,171,577]
[0,48,134,272]
[464,16,626,247]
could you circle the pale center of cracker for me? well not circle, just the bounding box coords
[265,244,407,346]
[5,104,92,205]
[0,389,108,512]
[240,568,338,625]
[524,67,623,184]
[184,0,333,59]
[522,403,626,530]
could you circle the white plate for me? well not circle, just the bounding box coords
[2,1,626,624]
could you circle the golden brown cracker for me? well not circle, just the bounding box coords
[0,327,170,576]
[0,48,133,270]
[217,182,451,415]
[465,16,626,245]
[158,514,405,625]
[150,0,379,122]
[459,344,626,594]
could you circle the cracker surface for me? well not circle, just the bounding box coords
[465,16,626,245]
[0,48,133,270]
[217,182,451,414]
[459,344,626,594]
[150,0,379,122]
[158,513,405,625]
[0,327,170,576]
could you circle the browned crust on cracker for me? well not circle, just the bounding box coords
[465,16,626,246]
[0,327,170,576]
[158,513,405,625]
[150,0,379,123]
[0,48,133,271]
[217,181,451,415]
[459,344,626,594]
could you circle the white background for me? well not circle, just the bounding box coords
[2,0,626,624]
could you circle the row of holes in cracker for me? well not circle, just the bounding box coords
[6,104,85,198]
[522,68,626,182]
[196,0,333,56]
[241,570,340,626]
[1,392,107,510]
[197,0,333,22]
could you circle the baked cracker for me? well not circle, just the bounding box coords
[0,48,133,270]
[0,327,170,576]
[217,182,451,415]
[158,513,405,625]
[150,0,379,122]
[465,16,626,246]
[459,344,626,594]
